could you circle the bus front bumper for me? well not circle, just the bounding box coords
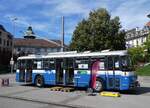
[129,81,140,89]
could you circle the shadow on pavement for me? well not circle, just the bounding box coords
[20,84,35,87]
[19,84,150,96]
[120,87,150,95]
[136,87,150,95]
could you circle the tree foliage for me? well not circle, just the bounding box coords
[70,8,126,51]
[143,32,150,61]
[128,46,145,65]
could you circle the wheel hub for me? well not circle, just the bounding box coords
[95,81,102,91]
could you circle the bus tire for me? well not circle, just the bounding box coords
[94,78,104,92]
[35,75,44,87]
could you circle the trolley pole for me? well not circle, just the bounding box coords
[61,16,64,52]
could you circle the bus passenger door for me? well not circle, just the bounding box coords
[56,59,64,84]
[106,56,115,89]
[64,58,74,85]
[107,56,120,89]
[25,59,33,83]
[74,58,90,87]
[18,60,26,82]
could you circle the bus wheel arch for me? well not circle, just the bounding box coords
[94,77,104,92]
[34,74,44,87]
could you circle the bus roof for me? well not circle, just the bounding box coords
[17,50,127,60]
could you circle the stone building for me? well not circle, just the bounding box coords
[0,24,13,66]
[125,22,150,48]
[14,26,65,57]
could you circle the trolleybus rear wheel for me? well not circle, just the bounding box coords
[94,79,103,92]
[35,75,44,87]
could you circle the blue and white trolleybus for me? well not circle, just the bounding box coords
[16,50,139,92]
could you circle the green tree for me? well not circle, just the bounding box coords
[70,8,126,51]
[128,46,145,65]
[143,32,150,62]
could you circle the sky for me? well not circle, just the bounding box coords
[0,0,150,44]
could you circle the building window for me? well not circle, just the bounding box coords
[136,40,138,46]
[9,41,12,46]
[47,48,51,52]
[141,37,143,44]
[17,48,21,51]
[53,48,57,52]
[3,40,5,46]
[7,40,9,46]
[0,38,1,45]
[36,48,40,54]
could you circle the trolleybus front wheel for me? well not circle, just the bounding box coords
[94,79,103,92]
[35,75,44,87]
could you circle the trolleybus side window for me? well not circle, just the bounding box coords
[49,59,55,70]
[43,59,49,69]
[107,56,113,70]
[107,56,121,70]
[91,57,106,70]
[18,60,26,69]
[75,58,89,70]
[17,60,20,69]
[43,59,55,70]
[33,59,42,69]
[26,59,33,69]
[114,56,120,70]
[64,58,74,69]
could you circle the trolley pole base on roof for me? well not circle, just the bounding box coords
[100,91,121,97]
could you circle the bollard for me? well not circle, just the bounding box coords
[0,78,9,87]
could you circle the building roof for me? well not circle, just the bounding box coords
[14,38,61,48]
[146,21,150,27]
[0,24,6,32]
[0,24,13,39]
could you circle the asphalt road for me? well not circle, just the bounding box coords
[0,74,150,108]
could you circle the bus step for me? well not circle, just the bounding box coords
[61,87,74,92]
[100,91,121,97]
[50,87,63,91]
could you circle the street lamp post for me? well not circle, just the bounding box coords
[61,16,64,52]
[9,17,18,74]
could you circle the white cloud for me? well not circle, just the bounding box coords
[40,0,88,17]
[112,0,150,29]
[55,1,88,16]
[38,0,108,37]
[40,0,109,17]
[32,23,48,31]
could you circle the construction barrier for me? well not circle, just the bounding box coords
[61,88,74,92]
[49,87,63,91]
[0,78,9,87]
[100,91,120,97]
[50,87,74,92]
